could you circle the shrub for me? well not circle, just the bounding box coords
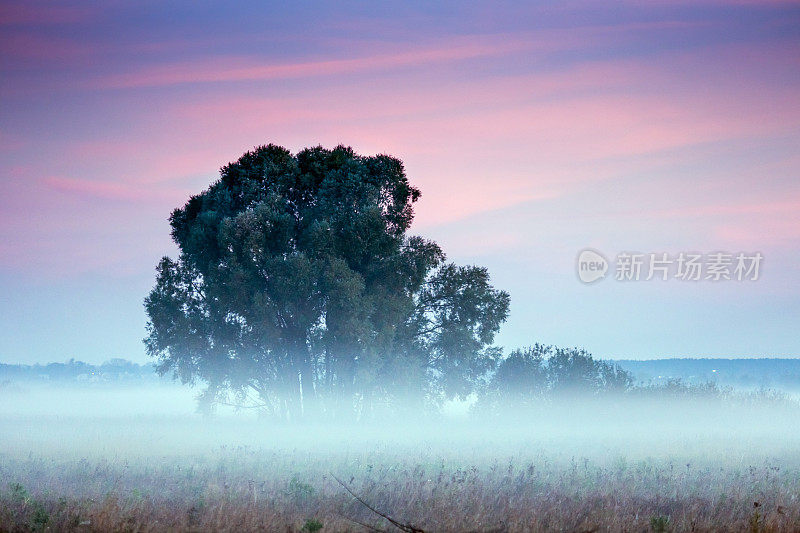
[301,518,324,532]
[286,477,315,503]
[650,514,670,532]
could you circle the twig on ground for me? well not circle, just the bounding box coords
[331,473,425,533]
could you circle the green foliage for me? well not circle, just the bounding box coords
[650,514,670,532]
[301,518,324,532]
[144,144,509,419]
[476,345,634,412]
[634,378,721,399]
[484,345,548,407]
[7,483,49,531]
[286,477,315,503]
[30,502,49,531]
[8,482,28,502]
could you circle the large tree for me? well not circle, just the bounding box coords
[144,144,509,420]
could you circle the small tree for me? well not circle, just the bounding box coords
[547,347,604,395]
[484,345,548,409]
[476,344,634,414]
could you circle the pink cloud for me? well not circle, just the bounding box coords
[163,39,799,157]
[5,32,795,270]
[43,39,795,230]
[714,217,800,248]
[93,22,686,90]
[651,199,800,219]
[96,37,540,89]
[43,176,190,203]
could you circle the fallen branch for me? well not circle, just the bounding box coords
[331,473,425,533]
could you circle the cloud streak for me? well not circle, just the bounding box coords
[43,176,190,203]
[95,38,535,89]
[92,20,705,90]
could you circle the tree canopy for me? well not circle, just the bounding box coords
[475,344,634,414]
[144,144,509,420]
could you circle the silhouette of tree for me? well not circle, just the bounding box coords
[144,144,509,420]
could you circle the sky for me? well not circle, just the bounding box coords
[1,0,799,364]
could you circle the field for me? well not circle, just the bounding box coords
[1,385,800,532]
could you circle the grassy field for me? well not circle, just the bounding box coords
[1,386,800,532]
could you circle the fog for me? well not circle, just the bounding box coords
[3,378,800,531]
[3,380,796,458]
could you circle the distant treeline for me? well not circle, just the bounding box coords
[0,358,163,384]
[3,356,800,390]
[472,346,798,414]
[615,358,800,390]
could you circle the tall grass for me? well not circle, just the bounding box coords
[2,436,800,531]
[2,388,799,531]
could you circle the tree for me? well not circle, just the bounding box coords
[144,144,509,420]
[547,347,603,395]
[475,344,634,415]
[476,345,548,413]
[494,345,549,400]
[547,347,633,396]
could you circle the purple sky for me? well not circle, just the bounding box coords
[1,0,799,363]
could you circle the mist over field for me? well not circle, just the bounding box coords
[3,365,800,531]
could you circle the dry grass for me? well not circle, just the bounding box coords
[2,443,799,532]
[2,390,800,532]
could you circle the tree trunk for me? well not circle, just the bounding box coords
[298,356,317,418]
[285,331,316,420]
